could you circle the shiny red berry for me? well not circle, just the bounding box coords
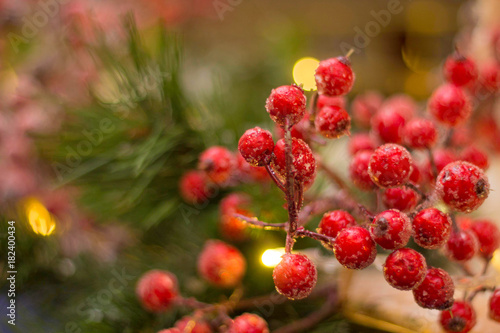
[383,248,427,290]
[265,85,307,127]
[348,133,375,156]
[412,267,454,310]
[229,313,269,333]
[271,138,316,184]
[436,161,489,213]
[199,146,236,185]
[179,170,212,204]
[351,91,383,128]
[443,54,478,87]
[314,106,351,138]
[315,57,355,96]
[370,209,411,250]
[197,240,246,288]
[316,94,346,109]
[490,289,500,322]
[412,208,452,249]
[317,210,356,239]
[468,219,500,259]
[460,145,489,170]
[273,253,317,300]
[440,301,476,333]
[349,150,375,190]
[403,118,437,149]
[368,144,412,188]
[371,109,406,144]
[136,270,179,312]
[175,316,212,333]
[428,84,471,126]
[238,127,274,167]
[334,226,377,269]
[382,186,419,212]
[444,229,479,262]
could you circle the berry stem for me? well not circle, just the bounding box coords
[318,160,351,195]
[265,164,286,192]
[450,213,460,233]
[405,182,428,201]
[426,147,438,179]
[309,91,319,126]
[296,227,335,244]
[345,48,355,58]
[233,213,287,230]
[444,128,455,147]
[466,285,496,303]
[284,118,299,253]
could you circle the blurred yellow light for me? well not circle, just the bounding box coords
[261,248,286,267]
[293,57,319,91]
[24,198,56,236]
[491,249,500,272]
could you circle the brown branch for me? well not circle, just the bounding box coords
[296,228,335,245]
[265,164,286,192]
[426,148,438,180]
[284,118,299,253]
[233,213,287,230]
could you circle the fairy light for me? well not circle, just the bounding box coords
[292,57,319,91]
[24,198,56,236]
[491,249,500,272]
[261,248,286,267]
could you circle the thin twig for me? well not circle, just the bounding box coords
[405,182,428,201]
[426,148,438,179]
[296,228,335,245]
[265,164,286,192]
[284,118,298,253]
[233,213,287,230]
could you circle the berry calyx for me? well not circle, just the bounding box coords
[468,219,500,259]
[382,186,419,212]
[403,118,438,149]
[444,229,478,262]
[175,316,212,333]
[229,313,269,333]
[199,146,236,185]
[443,53,478,87]
[383,248,427,290]
[436,161,489,213]
[412,267,454,310]
[368,144,412,188]
[272,253,317,300]
[370,209,412,250]
[265,85,307,127]
[412,208,452,250]
[490,289,500,322]
[238,127,274,167]
[349,150,375,190]
[314,106,351,138]
[271,138,316,184]
[439,300,476,333]
[428,84,471,127]
[197,240,246,288]
[334,226,377,269]
[315,57,355,96]
[317,210,356,240]
[136,270,179,312]
[371,109,406,144]
[179,170,212,204]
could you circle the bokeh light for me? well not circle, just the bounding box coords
[24,198,56,236]
[293,57,319,91]
[261,248,286,267]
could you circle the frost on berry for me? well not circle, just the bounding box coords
[443,53,478,87]
[315,57,355,96]
[382,186,419,212]
[238,127,274,166]
[197,240,246,288]
[490,289,500,322]
[265,85,307,127]
[175,316,212,333]
[412,208,452,250]
[333,226,377,269]
[403,118,438,149]
[436,161,489,213]
[199,146,236,185]
[383,248,427,290]
[179,170,212,204]
[272,253,317,300]
[412,267,454,310]
[439,301,476,333]
[428,84,471,127]
[317,94,346,110]
[368,144,412,188]
[444,229,479,262]
[314,105,351,138]
[467,219,500,259]
[351,91,383,128]
[371,109,406,144]
[136,270,179,312]
[370,209,412,250]
[348,133,375,156]
[349,150,376,190]
[229,313,269,333]
[317,210,356,248]
[271,138,316,184]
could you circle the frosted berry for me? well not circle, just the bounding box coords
[409,161,423,185]
[370,209,411,250]
[443,54,478,87]
[238,127,274,166]
[271,138,316,183]
[383,248,427,290]
[368,144,412,188]
[412,208,452,249]
[236,154,270,183]
[220,193,250,216]
[478,61,500,93]
[468,219,500,259]
[403,118,437,149]
[371,109,406,144]
[136,270,179,312]
[265,85,306,127]
[334,226,377,269]
[412,267,454,310]
[444,229,478,262]
[348,133,375,156]
[197,240,246,288]
[179,170,212,204]
[431,148,457,174]
[316,95,346,109]
[460,145,489,170]
[490,289,500,322]
[317,210,356,243]
[349,150,375,190]
[315,57,355,96]
[382,186,419,212]
[274,112,309,141]
[272,253,317,300]
[440,301,476,333]
[314,106,351,138]
[380,94,417,121]
[175,316,212,333]
[199,146,235,185]
[351,91,383,128]
[428,84,471,126]
[436,161,489,213]
[220,208,250,241]
[229,313,269,333]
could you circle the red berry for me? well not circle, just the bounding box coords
[197,240,246,288]
[175,316,212,333]
[334,226,377,269]
[351,91,383,128]
[368,144,412,188]
[314,106,351,138]
[274,112,309,141]
[316,94,346,109]
[158,329,181,333]
[315,57,355,96]
[468,219,500,259]
[220,193,250,216]
[444,229,479,262]
[428,84,471,126]
[490,289,500,322]
[229,313,269,333]
[383,248,427,290]
[199,146,236,185]
[265,85,306,127]
[380,94,417,121]
[409,161,423,185]
[238,127,274,167]
[348,133,375,156]
[371,109,406,144]
[382,187,419,212]
[179,170,212,204]
[317,210,356,239]
[460,145,489,170]
[136,270,179,312]
[443,54,478,87]
[412,208,452,249]
[403,118,438,149]
[220,208,250,242]
[440,301,476,333]
[412,267,454,310]
[272,253,317,300]
[478,61,500,93]
[370,209,411,250]
[271,138,316,184]
[236,154,270,183]
[436,161,489,213]
[433,149,457,174]
[349,150,375,190]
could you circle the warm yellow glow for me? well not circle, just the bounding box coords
[293,57,319,91]
[24,198,56,236]
[491,249,500,272]
[261,248,286,267]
